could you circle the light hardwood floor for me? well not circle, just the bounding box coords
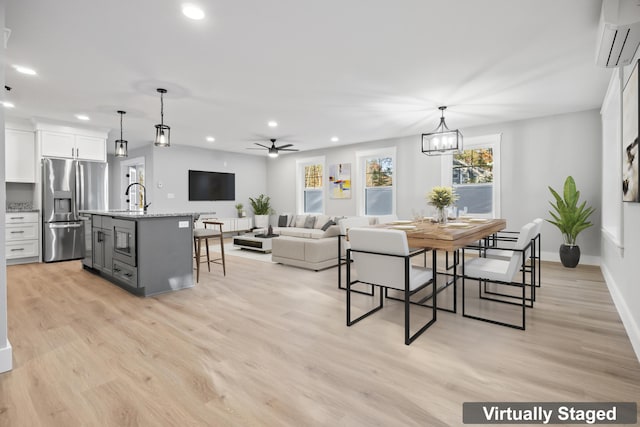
[1,250,639,426]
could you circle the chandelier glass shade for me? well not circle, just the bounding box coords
[421,106,462,156]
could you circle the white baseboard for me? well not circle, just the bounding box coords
[601,263,640,363]
[541,250,600,266]
[0,340,12,374]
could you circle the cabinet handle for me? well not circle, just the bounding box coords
[77,148,79,157]
[11,248,24,252]
[10,231,24,234]
[10,217,24,220]
[124,273,132,278]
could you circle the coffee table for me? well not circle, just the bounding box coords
[233,234,277,253]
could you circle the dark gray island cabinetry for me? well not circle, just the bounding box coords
[82,211,195,296]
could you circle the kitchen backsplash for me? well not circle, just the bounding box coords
[7,201,34,212]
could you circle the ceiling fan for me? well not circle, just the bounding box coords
[248,138,299,158]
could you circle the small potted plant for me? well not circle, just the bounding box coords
[249,194,274,229]
[547,176,595,268]
[426,186,458,223]
[235,203,245,218]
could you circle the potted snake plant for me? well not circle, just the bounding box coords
[547,176,595,268]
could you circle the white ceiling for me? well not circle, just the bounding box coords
[4,0,612,156]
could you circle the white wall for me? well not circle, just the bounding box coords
[600,52,640,362]
[110,145,268,218]
[267,109,602,261]
[0,1,13,374]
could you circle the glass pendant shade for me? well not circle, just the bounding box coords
[421,106,463,156]
[154,124,171,147]
[154,88,170,147]
[115,139,128,157]
[115,110,128,158]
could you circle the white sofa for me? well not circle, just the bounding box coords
[267,214,376,271]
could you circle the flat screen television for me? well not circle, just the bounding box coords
[188,170,235,201]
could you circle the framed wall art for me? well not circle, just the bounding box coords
[622,59,639,202]
[329,163,351,199]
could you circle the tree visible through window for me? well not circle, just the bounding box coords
[304,164,323,213]
[365,157,393,215]
[453,148,493,214]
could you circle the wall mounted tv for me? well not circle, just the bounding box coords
[188,170,235,201]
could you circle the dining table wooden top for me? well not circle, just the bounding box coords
[376,218,507,251]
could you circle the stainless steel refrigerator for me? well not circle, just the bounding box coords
[42,158,108,262]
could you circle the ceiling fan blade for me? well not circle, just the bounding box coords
[279,148,299,152]
[246,147,265,150]
[276,144,293,149]
[254,143,270,149]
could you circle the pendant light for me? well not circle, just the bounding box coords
[421,106,463,156]
[154,88,170,147]
[115,110,128,158]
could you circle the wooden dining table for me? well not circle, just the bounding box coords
[376,218,506,251]
[374,218,507,313]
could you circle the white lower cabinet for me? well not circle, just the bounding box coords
[5,212,39,263]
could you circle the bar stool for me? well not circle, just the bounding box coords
[193,220,226,282]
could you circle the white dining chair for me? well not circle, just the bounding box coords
[337,217,372,292]
[484,218,543,303]
[347,227,436,345]
[462,222,537,330]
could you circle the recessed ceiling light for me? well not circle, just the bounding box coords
[13,65,37,75]
[331,136,339,142]
[75,114,90,121]
[268,121,278,128]
[182,4,205,20]
[2,101,15,108]
[206,136,215,142]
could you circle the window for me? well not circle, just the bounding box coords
[296,157,325,214]
[601,72,623,249]
[357,147,396,216]
[120,156,145,211]
[442,135,500,217]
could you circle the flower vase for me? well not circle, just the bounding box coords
[436,207,448,224]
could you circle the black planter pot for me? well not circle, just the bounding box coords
[559,244,581,268]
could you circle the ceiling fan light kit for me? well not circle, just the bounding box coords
[115,110,128,158]
[248,138,299,158]
[154,88,171,147]
[421,106,463,156]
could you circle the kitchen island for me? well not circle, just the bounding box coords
[82,210,206,297]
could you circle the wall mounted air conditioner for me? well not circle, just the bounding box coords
[596,0,640,67]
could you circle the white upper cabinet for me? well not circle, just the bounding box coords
[40,131,76,159]
[5,128,36,183]
[37,122,108,163]
[74,135,106,162]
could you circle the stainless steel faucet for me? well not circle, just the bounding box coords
[125,182,151,213]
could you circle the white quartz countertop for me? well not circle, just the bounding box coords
[81,210,216,219]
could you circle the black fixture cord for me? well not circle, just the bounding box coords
[120,111,124,141]
[160,91,164,128]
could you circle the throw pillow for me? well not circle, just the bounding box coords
[321,219,336,231]
[295,215,308,228]
[278,215,288,227]
[303,216,316,229]
[313,214,330,229]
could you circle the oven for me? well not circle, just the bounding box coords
[112,218,136,266]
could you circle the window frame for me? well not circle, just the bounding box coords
[441,134,501,218]
[295,156,325,214]
[355,146,397,217]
